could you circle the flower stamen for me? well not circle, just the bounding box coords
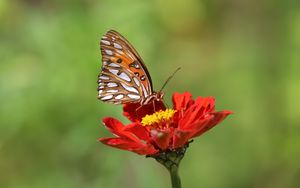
[141,109,176,128]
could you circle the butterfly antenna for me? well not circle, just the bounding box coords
[159,67,181,93]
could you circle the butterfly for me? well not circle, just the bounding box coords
[97,30,164,105]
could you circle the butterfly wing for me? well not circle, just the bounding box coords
[98,30,153,104]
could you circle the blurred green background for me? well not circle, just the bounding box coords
[1,0,300,187]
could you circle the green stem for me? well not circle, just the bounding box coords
[147,143,191,188]
[169,164,181,188]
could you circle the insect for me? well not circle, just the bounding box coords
[97,30,166,105]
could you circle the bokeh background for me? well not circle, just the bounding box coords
[1,0,300,187]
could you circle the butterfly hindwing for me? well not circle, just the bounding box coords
[98,30,154,104]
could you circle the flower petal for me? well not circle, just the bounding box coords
[180,114,214,131]
[150,128,174,150]
[192,110,233,137]
[102,117,144,143]
[178,96,215,129]
[102,117,126,136]
[172,129,194,149]
[194,96,215,113]
[99,137,158,155]
[172,92,194,111]
[123,123,151,141]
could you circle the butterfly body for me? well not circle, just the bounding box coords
[140,91,164,105]
[97,30,163,105]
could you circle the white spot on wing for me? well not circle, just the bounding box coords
[133,63,140,69]
[107,82,118,87]
[141,85,148,97]
[106,90,118,93]
[105,50,113,55]
[101,40,111,45]
[121,83,139,94]
[99,75,109,80]
[109,69,119,75]
[119,72,131,82]
[101,95,113,100]
[103,61,108,66]
[128,94,141,100]
[115,94,124,99]
[117,50,124,55]
[113,43,122,49]
[133,77,140,86]
[108,63,120,68]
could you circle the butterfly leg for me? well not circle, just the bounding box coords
[136,104,143,112]
[152,100,156,112]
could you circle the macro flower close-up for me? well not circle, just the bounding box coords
[99,92,232,156]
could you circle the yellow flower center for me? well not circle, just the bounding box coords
[141,109,176,128]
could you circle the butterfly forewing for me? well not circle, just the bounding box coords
[98,30,154,104]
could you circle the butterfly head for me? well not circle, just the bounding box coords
[140,91,165,106]
[154,91,164,102]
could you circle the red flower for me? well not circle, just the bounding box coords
[99,92,232,155]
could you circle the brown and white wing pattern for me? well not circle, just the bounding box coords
[97,30,154,104]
